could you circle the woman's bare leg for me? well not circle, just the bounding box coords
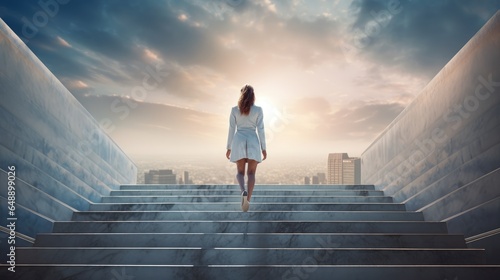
[236,159,246,192]
[246,160,258,201]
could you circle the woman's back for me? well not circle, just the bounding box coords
[230,105,263,130]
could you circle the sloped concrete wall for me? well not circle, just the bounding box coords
[0,19,137,239]
[361,11,500,263]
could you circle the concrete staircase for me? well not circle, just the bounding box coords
[11,184,500,279]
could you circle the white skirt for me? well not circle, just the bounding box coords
[229,128,262,163]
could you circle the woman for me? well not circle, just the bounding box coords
[226,85,267,212]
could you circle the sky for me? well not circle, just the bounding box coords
[1,0,499,163]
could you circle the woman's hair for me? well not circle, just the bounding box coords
[238,85,255,115]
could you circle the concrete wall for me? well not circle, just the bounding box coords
[0,19,137,241]
[361,11,500,263]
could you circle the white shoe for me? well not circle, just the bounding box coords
[241,191,249,212]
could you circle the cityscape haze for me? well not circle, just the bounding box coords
[135,155,328,185]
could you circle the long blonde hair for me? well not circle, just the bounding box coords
[238,85,255,115]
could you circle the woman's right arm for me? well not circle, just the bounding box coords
[256,107,266,151]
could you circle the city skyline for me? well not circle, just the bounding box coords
[135,155,328,185]
[1,1,498,161]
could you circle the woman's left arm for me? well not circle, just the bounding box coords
[256,107,266,151]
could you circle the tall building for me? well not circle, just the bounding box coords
[144,169,177,184]
[328,153,348,184]
[312,176,319,184]
[317,173,326,184]
[184,171,191,184]
[327,153,361,184]
[342,157,361,184]
[304,176,310,185]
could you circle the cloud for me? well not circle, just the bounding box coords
[2,0,257,103]
[287,97,405,142]
[56,36,71,47]
[75,94,227,157]
[2,0,498,158]
[326,100,405,140]
[3,0,498,87]
[350,63,427,102]
[290,97,332,114]
[348,0,500,78]
[72,94,405,158]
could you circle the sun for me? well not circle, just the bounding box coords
[256,96,276,121]
[253,83,275,110]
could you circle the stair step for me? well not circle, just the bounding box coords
[110,190,384,196]
[6,182,489,277]
[89,202,407,211]
[100,196,393,203]
[16,247,485,265]
[5,265,500,280]
[34,233,467,248]
[71,211,424,221]
[52,221,448,234]
[120,184,376,190]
